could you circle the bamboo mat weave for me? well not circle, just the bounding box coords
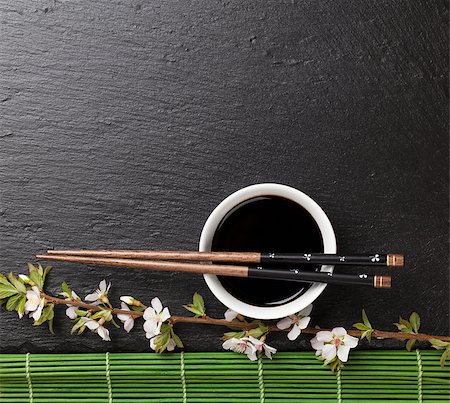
[0,351,449,402]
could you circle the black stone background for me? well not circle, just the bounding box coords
[0,0,448,353]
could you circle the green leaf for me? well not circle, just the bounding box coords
[43,266,52,281]
[171,330,184,348]
[193,292,205,314]
[29,270,43,289]
[399,317,412,329]
[429,339,450,349]
[393,322,406,331]
[7,273,26,293]
[353,322,367,331]
[131,305,145,312]
[248,327,264,339]
[0,273,10,285]
[409,312,420,333]
[183,304,204,317]
[153,332,171,353]
[71,318,86,334]
[406,339,416,352]
[362,309,371,328]
[6,293,24,311]
[439,347,450,367]
[361,329,373,343]
[222,331,245,341]
[17,295,27,318]
[61,281,71,295]
[27,263,38,273]
[0,283,19,299]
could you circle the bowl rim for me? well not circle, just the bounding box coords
[199,183,337,320]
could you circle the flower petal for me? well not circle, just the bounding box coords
[332,327,347,338]
[149,337,157,350]
[245,345,257,361]
[287,324,301,341]
[337,345,351,362]
[167,339,176,351]
[65,306,78,319]
[99,280,107,293]
[143,307,156,320]
[32,304,43,321]
[124,318,134,333]
[222,338,238,350]
[151,297,163,313]
[224,309,238,322]
[296,316,311,330]
[310,336,324,351]
[160,307,171,322]
[71,291,80,300]
[298,304,313,317]
[316,331,333,343]
[81,318,99,330]
[343,334,359,348]
[143,320,159,336]
[263,344,277,359]
[85,293,99,302]
[97,326,111,341]
[321,344,337,361]
[276,317,293,330]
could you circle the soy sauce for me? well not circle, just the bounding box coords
[211,196,323,307]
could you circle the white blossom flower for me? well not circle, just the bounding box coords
[222,337,257,361]
[247,336,277,359]
[65,291,81,320]
[149,335,176,352]
[310,327,359,362]
[117,302,135,333]
[85,280,111,305]
[224,309,239,322]
[81,317,111,341]
[24,286,45,321]
[143,297,170,338]
[277,304,313,340]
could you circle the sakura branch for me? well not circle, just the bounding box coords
[1,263,450,371]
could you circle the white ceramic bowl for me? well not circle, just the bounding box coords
[199,183,337,320]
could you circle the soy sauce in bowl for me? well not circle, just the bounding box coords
[211,196,323,307]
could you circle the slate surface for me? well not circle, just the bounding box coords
[0,0,448,353]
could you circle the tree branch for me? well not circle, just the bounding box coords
[41,292,450,343]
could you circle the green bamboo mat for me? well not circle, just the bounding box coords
[0,351,449,402]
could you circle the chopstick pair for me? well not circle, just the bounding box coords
[36,250,403,289]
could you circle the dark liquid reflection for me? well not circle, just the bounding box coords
[211,196,324,307]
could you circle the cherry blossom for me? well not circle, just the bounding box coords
[143,297,170,338]
[80,317,111,341]
[224,309,239,322]
[85,280,111,305]
[65,291,81,320]
[247,336,277,359]
[117,302,135,333]
[277,304,312,340]
[222,337,258,361]
[24,286,45,321]
[310,327,358,362]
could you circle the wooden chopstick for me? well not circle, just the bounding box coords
[36,254,392,288]
[46,249,404,267]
